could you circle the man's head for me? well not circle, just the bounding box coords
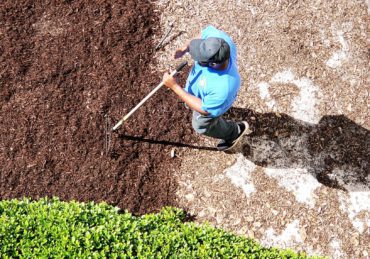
[189,37,230,66]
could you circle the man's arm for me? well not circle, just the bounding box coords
[174,32,202,59]
[162,73,209,116]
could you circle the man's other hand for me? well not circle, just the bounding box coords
[174,45,189,59]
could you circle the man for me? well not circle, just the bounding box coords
[162,25,249,151]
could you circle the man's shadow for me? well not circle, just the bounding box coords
[224,107,369,192]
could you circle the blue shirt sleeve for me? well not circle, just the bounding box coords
[201,25,221,39]
[201,90,228,117]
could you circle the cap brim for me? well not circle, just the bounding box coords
[189,39,204,62]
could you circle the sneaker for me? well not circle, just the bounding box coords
[216,121,249,151]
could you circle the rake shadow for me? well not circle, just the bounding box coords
[118,134,218,152]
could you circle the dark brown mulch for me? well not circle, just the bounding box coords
[0,0,195,215]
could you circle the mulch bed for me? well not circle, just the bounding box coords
[0,0,194,215]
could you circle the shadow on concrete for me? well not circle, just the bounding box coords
[224,107,369,192]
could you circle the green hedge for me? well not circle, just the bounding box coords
[0,198,313,258]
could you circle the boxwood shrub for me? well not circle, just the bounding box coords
[0,198,317,258]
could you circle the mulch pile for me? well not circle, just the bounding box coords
[0,0,194,214]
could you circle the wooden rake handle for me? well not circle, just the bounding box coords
[112,61,188,131]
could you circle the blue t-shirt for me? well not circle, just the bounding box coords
[185,25,241,117]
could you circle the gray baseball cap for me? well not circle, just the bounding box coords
[189,37,230,63]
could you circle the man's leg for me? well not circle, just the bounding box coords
[191,111,239,141]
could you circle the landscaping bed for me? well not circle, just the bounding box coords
[0,0,192,215]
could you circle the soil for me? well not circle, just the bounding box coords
[0,0,194,215]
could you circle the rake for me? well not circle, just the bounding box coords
[112,61,188,131]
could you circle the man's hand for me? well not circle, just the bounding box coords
[162,71,209,115]
[174,32,202,59]
[162,72,179,90]
[174,45,189,59]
